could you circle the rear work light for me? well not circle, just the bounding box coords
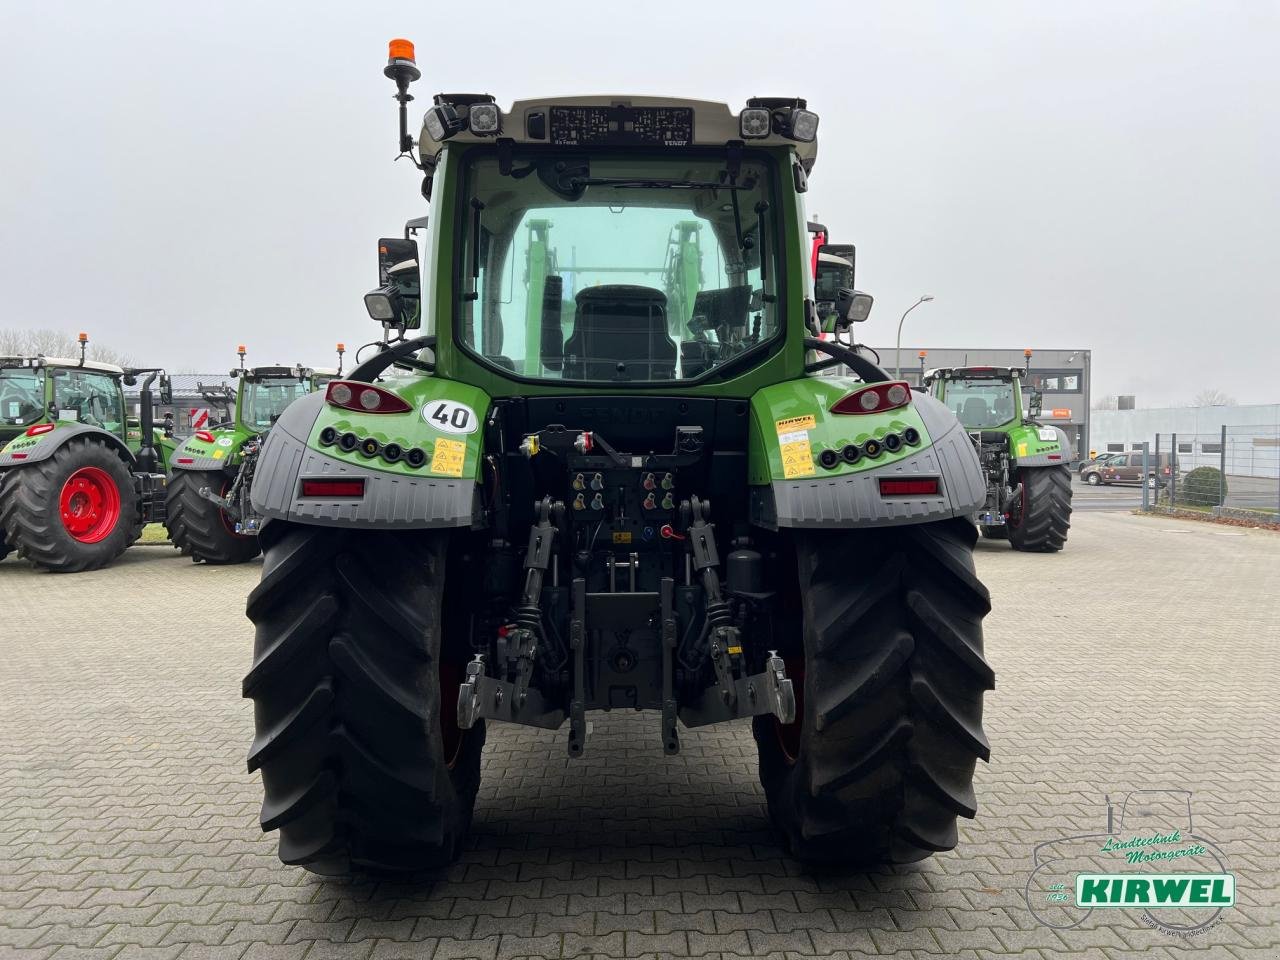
[25,423,56,437]
[879,478,940,497]
[831,381,913,415]
[194,430,215,443]
[300,478,366,498]
[325,380,411,415]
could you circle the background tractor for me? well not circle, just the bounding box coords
[165,348,326,564]
[924,364,1073,550]
[240,41,995,875]
[0,336,174,571]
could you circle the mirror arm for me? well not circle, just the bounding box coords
[348,335,436,383]
[803,337,892,383]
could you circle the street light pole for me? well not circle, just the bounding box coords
[896,295,934,379]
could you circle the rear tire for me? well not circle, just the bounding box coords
[0,440,138,572]
[753,518,994,865]
[166,470,260,564]
[243,522,484,874]
[1008,466,1072,552]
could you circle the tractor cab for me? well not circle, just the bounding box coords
[308,344,346,392]
[924,366,1042,430]
[2,354,131,448]
[231,365,313,433]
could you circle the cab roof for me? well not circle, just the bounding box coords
[419,94,819,170]
[0,355,125,375]
[926,365,1025,382]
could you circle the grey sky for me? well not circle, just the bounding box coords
[1,1,1276,405]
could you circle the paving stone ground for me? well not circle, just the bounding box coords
[1,511,1277,959]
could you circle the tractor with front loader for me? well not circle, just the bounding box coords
[924,364,1073,550]
[165,348,325,563]
[241,40,995,874]
[0,337,175,572]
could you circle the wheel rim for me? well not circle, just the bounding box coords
[59,466,121,544]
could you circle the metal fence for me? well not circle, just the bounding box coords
[1145,426,1280,517]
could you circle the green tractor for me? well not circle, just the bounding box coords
[923,365,1073,550]
[241,40,995,874]
[0,337,175,572]
[165,347,325,564]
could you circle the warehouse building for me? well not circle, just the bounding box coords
[874,345,1091,460]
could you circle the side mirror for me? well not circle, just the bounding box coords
[123,374,138,387]
[835,288,874,328]
[158,375,173,405]
[1027,389,1043,417]
[366,237,422,329]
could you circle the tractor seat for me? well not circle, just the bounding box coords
[562,285,676,381]
[960,397,990,427]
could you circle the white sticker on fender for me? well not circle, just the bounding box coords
[1037,427,1058,442]
[422,399,479,435]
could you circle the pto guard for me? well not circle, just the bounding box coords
[748,387,986,529]
[250,386,486,529]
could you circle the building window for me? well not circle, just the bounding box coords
[1107,443,1125,452]
[1201,443,1222,453]
[1025,369,1082,393]
[1177,443,1192,453]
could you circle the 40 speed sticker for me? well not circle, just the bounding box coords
[422,399,478,435]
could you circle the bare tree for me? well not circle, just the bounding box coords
[1191,388,1235,407]
[0,328,133,367]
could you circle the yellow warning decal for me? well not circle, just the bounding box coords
[776,414,816,433]
[429,437,467,477]
[1017,442,1028,458]
[211,449,225,460]
[612,531,632,544]
[780,437,816,478]
[727,645,743,655]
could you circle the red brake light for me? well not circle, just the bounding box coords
[176,457,194,465]
[25,423,56,437]
[878,478,940,496]
[831,381,912,415]
[300,478,366,498]
[194,430,215,443]
[10,453,28,460]
[325,380,412,414]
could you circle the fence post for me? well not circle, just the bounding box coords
[1219,425,1227,508]
[1171,432,1178,507]
[1141,442,1150,511]
[1154,434,1162,505]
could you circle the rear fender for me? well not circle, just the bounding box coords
[747,378,985,528]
[250,379,490,529]
[0,422,135,470]
[1009,423,1074,468]
[169,426,251,472]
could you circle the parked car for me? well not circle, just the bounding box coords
[1082,451,1172,487]
[1078,453,1122,476]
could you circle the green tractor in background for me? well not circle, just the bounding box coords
[241,40,996,875]
[0,335,175,572]
[924,364,1073,551]
[165,346,340,564]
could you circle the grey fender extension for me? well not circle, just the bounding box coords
[751,393,986,529]
[249,392,478,530]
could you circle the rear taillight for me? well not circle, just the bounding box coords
[25,423,55,437]
[831,381,912,415]
[194,430,215,443]
[300,478,366,498]
[879,478,940,496]
[326,380,411,414]
[176,457,194,465]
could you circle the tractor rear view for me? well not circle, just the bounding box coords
[239,41,996,875]
[925,365,1073,551]
[0,337,174,572]
[165,348,325,564]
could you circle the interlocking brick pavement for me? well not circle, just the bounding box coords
[1,512,1277,958]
